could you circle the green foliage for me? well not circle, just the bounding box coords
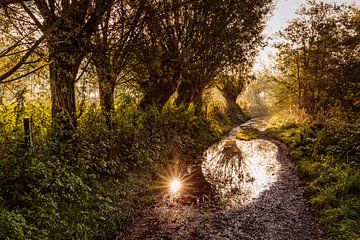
[267,121,360,240]
[235,128,259,141]
[0,98,223,239]
[0,209,33,240]
[137,0,272,108]
[273,2,360,118]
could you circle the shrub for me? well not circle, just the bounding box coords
[0,100,225,239]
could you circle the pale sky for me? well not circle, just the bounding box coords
[253,0,360,71]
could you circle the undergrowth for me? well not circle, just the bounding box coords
[267,118,360,240]
[0,98,227,239]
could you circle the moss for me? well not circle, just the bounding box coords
[235,128,259,141]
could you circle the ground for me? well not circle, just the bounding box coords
[119,119,322,240]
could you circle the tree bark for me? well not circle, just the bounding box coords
[140,81,176,109]
[98,72,115,129]
[48,32,83,139]
[140,60,181,109]
[175,80,193,107]
[175,79,203,114]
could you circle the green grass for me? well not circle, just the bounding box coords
[235,127,260,141]
[267,122,360,240]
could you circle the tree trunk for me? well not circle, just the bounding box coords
[192,92,203,115]
[140,73,177,109]
[98,73,115,129]
[49,59,78,132]
[176,79,203,114]
[48,34,83,140]
[140,83,176,109]
[175,80,193,107]
[140,54,182,109]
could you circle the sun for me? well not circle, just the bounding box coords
[170,179,181,193]
[154,161,193,197]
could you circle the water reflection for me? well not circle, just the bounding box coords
[202,120,280,205]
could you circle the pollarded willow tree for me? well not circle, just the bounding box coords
[1,0,273,135]
[91,0,147,129]
[0,0,114,139]
[136,0,273,110]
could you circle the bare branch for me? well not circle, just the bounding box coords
[1,62,47,84]
[19,1,45,32]
[0,33,45,83]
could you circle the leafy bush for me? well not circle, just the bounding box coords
[0,99,224,239]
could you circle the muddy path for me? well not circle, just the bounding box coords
[119,118,322,240]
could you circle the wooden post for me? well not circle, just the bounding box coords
[24,118,33,147]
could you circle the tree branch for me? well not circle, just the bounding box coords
[0,34,45,83]
[1,62,47,84]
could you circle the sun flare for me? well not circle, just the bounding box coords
[170,179,181,193]
[155,161,192,197]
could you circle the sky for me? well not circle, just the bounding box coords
[253,0,360,71]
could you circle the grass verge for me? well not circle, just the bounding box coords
[267,122,360,240]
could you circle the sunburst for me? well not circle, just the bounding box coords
[154,161,194,197]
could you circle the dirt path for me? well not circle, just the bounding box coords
[119,119,322,240]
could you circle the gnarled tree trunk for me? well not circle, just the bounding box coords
[140,79,177,109]
[140,58,181,109]
[175,80,194,107]
[98,71,115,129]
[48,30,84,139]
[175,79,203,114]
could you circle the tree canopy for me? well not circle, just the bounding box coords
[273,1,360,119]
[1,0,272,136]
